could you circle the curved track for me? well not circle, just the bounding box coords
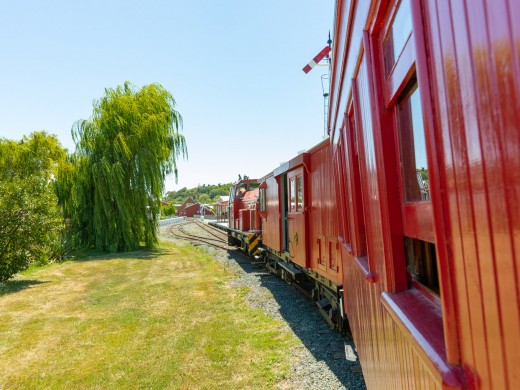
[192,219,228,240]
[169,219,232,251]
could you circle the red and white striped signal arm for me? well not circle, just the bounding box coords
[302,45,331,74]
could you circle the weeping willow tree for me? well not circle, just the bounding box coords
[66,82,186,252]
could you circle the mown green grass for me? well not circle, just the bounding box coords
[0,243,293,389]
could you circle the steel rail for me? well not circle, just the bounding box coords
[192,219,229,240]
[177,225,227,244]
[169,225,232,251]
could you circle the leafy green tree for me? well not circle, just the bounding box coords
[0,131,66,181]
[198,194,212,205]
[161,203,176,217]
[66,82,187,251]
[0,132,67,282]
[164,182,232,204]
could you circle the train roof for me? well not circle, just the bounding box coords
[257,137,330,182]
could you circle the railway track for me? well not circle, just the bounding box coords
[192,219,228,240]
[168,219,233,251]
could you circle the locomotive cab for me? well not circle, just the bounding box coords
[228,180,259,231]
[227,180,261,255]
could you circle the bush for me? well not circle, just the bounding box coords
[161,203,176,217]
[0,177,64,282]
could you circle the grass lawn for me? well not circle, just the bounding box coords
[0,243,293,389]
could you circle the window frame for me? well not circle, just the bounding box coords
[289,177,296,212]
[334,128,350,249]
[296,176,304,212]
[379,0,436,252]
[369,0,460,363]
[259,187,266,212]
[344,104,368,258]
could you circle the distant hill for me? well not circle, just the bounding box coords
[164,183,233,205]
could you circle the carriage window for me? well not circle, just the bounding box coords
[297,176,303,211]
[404,237,439,295]
[346,108,367,256]
[289,178,296,212]
[383,0,412,77]
[398,81,429,202]
[397,78,438,294]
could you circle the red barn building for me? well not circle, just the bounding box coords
[176,197,214,217]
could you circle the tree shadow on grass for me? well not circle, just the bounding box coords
[74,246,172,263]
[0,279,48,297]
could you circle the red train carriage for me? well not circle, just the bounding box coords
[329,0,520,388]
[257,139,347,329]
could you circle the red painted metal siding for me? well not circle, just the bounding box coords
[261,175,281,252]
[309,140,342,285]
[239,209,250,232]
[423,0,520,387]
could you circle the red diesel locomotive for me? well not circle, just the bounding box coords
[224,0,520,388]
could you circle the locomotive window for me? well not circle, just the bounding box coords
[398,80,429,202]
[249,182,260,190]
[297,176,303,212]
[383,0,412,77]
[229,187,235,204]
[289,178,296,212]
[259,188,266,212]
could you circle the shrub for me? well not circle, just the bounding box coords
[0,177,64,282]
[161,203,176,217]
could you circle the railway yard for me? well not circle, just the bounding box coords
[159,219,367,389]
[0,0,516,387]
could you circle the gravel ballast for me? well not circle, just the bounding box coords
[160,222,367,390]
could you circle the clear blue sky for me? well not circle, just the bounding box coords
[0,0,334,192]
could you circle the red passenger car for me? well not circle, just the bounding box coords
[258,139,346,329]
[328,0,520,388]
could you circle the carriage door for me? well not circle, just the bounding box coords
[287,167,306,267]
[281,174,289,252]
